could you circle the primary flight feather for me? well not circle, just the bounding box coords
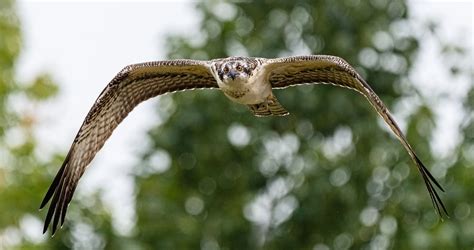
[40,55,447,235]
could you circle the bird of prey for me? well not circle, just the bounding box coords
[40,55,447,235]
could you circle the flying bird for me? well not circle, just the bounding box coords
[40,55,447,234]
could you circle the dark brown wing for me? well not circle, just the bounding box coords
[265,55,448,217]
[40,59,218,235]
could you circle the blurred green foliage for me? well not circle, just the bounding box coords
[0,0,57,248]
[24,74,58,101]
[0,0,472,249]
[0,1,107,249]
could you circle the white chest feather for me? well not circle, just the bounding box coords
[216,70,272,105]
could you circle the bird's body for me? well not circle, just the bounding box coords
[40,55,448,235]
[211,57,270,105]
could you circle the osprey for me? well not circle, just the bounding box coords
[40,55,447,234]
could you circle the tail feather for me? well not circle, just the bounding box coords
[248,93,289,117]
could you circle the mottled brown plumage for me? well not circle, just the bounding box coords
[40,55,447,235]
[39,59,218,234]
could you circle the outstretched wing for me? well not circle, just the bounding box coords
[40,59,218,235]
[264,55,448,216]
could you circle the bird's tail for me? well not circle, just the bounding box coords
[248,93,289,117]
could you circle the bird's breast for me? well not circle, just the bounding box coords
[222,88,251,100]
[220,74,271,105]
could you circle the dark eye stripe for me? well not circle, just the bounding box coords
[244,66,252,75]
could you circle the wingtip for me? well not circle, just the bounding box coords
[39,199,48,210]
[46,223,58,237]
[353,72,449,219]
[436,206,450,220]
[439,212,450,221]
[414,154,446,192]
[412,153,449,219]
[52,224,57,236]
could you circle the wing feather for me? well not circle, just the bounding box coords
[40,59,218,234]
[265,55,448,216]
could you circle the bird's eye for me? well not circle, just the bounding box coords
[223,67,229,73]
[236,65,243,71]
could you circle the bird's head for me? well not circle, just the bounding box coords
[217,58,255,84]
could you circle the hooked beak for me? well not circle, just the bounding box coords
[228,70,238,80]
